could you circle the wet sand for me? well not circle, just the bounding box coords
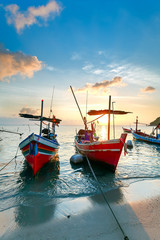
[1,179,160,240]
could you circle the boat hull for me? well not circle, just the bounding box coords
[132,131,160,145]
[19,133,59,175]
[122,127,132,133]
[75,133,127,171]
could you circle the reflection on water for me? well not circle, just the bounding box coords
[117,138,160,184]
[99,125,107,140]
[15,160,60,226]
[70,159,123,193]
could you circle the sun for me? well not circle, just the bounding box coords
[98,115,108,125]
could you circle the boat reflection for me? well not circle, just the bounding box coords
[70,158,124,200]
[15,159,60,226]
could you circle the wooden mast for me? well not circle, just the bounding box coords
[136,116,138,132]
[108,95,111,140]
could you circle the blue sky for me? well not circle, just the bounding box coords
[0,0,160,125]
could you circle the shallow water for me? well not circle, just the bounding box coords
[0,124,160,216]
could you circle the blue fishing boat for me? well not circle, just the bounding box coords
[131,123,160,145]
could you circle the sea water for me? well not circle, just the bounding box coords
[0,124,160,227]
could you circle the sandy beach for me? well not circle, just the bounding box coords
[0,178,160,240]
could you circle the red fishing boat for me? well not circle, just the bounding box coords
[75,130,127,171]
[19,100,61,175]
[70,86,130,171]
[122,127,132,133]
[122,116,146,134]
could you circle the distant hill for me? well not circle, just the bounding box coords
[149,117,160,126]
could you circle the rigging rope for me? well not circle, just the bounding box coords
[85,155,129,240]
[0,145,20,172]
[87,113,106,124]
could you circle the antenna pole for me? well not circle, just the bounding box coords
[112,101,115,139]
[108,96,111,140]
[49,86,55,118]
[40,100,43,136]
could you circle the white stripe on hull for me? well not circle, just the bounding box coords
[24,152,57,157]
[19,133,59,150]
[76,144,120,152]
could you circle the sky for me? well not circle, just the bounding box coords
[0,0,160,126]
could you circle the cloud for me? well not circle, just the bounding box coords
[82,60,160,88]
[77,77,126,93]
[98,51,104,55]
[82,64,94,71]
[92,69,105,75]
[71,52,81,60]
[4,0,62,33]
[46,65,56,71]
[82,64,105,75]
[20,106,39,114]
[141,86,156,93]
[0,47,42,82]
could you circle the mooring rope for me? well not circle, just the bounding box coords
[0,146,20,172]
[85,155,129,240]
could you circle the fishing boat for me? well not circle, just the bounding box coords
[122,116,144,134]
[122,127,132,133]
[70,86,131,171]
[75,130,127,171]
[131,123,160,145]
[19,100,61,175]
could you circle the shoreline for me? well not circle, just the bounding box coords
[1,178,160,240]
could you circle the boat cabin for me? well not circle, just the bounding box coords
[42,127,56,140]
[77,129,93,143]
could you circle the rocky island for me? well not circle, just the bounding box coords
[150,117,160,126]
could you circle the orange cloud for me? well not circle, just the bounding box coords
[0,48,42,82]
[5,1,62,33]
[20,106,39,114]
[141,86,155,93]
[77,76,126,93]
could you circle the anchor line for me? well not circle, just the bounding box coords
[0,146,20,172]
[85,155,129,240]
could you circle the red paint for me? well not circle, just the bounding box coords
[25,152,57,175]
[75,133,127,171]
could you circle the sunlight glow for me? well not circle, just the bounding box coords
[98,115,108,125]
[100,125,107,140]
